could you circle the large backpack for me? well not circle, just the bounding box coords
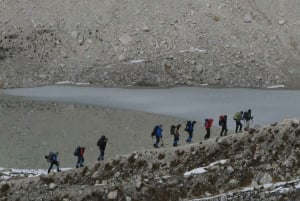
[219,115,224,126]
[170,125,176,135]
[151,126,159,137]
[184,121,192,132]
[74,147,79,156]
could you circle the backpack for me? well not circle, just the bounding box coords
[219,115,224,126]
[74,147,79,156]
[151,126,159,137]
[170,125,176,135]
[184,121,192,132]
[97,136,106,146]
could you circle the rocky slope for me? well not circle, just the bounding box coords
[1,0,300,89]
[0,119,299,200]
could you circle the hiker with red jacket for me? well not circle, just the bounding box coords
[74,146,85,168]
[204,118,213,140]
[219,115,228,137]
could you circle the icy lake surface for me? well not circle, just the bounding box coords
[2,86,300,129]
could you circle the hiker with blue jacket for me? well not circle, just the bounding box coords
[45,152,61,174]
[153,124,163,148]
[185,121,196,143]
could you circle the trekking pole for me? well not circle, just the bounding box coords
[161,138,165,147]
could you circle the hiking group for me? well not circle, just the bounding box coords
[152,109,253,148]
[45,109,253,173]
[45,135,108,174]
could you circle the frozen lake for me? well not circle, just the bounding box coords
[1,86,300,129]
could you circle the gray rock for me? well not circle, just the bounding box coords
[229,179,238,184]
[119,34,133,45]
[243,13,253,23]
[78,35,84,46]
[49,183,56,190]
[136,181,142,190]
[107,190,118,200]
[71,31,79,39]
[278,20,286,25]
[227,166,235,174]
[256,173,272,185]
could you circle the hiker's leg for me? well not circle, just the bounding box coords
[246,120,250,130]
[207,128,211,139]
[220,127,224,136]
[239,121,243,132]
[80,157,84,166]
[98,149,103,161]
[48,162,54,174]
[100,150,105,160]
[55,161,60,172]
[76,156,80,168]
[235,120,238,133]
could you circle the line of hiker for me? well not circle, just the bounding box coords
[152,109,254,148]
[45,135,108,174]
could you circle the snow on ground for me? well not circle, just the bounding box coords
[267,85,285,89]
[0,167,72,181]
[184,159,228,177]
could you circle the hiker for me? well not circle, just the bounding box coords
[185,121,196,143]
[74,146,85,168]
[153,124,163,148]
[204,118,213,140]
[97,135,108,161]
[45,152,61,174]
[233,111,243,133]
[219,115,228,137]
[243,109,253,131]
[171,124,181,146]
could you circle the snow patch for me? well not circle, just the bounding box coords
[208,159,227,167]
[184,159,228,177]
[184,167,207,177]
[0,167,72,181]
[75,82,90,86]
[267,85,285,89]
[128,59,144,64]
[295,182,300,189]
[55,81,73,85]
[179,47,207,54]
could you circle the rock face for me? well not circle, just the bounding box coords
[1,0,300,88]
[0,118,300,200]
